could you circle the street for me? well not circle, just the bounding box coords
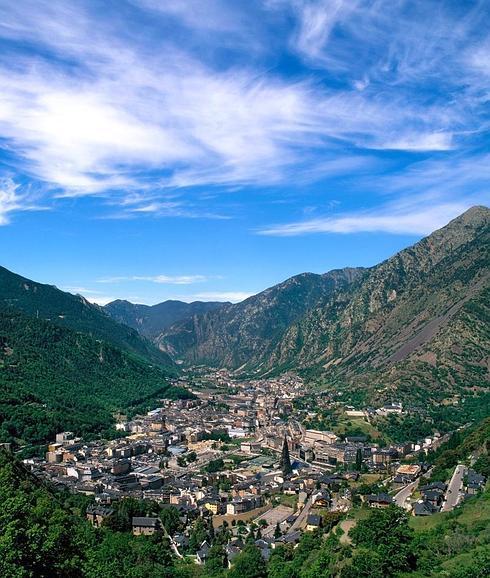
[441,464,466,512]
[394,479,419,509]
[287,494,314,534]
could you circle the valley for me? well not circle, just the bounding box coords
[0,207,488,578]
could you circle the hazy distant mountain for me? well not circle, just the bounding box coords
[104,299,228,340]
[159,206,490,405]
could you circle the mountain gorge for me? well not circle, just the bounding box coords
[158,206,489,404]
[159,267,365,370]
[104,298,227,340]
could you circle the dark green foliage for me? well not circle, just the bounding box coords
[474,454,490,478]
[0,265,175,368]
[0,450,193,577]
[228,545,266,578]
[0,308,190,445]
[348,506,416,576]
[203,458,225,473]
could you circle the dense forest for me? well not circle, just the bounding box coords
[0,307,190,449]
[0,266,175,368]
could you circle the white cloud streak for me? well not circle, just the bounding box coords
[183,291,254,303]
[258,202,471,236]
[97,274,210,285]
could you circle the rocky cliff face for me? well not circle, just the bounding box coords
[159,206,489,395]
[159,267,365,371]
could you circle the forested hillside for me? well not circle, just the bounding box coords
[0,266,174,368]
[0,308,187,448]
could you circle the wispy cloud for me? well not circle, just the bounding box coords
[258,200,473,236]
[0,0,487,227]
[183,291,254,303]
[97,274,210,285]
[0,178,45,225]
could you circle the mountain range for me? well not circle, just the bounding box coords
[111,206,489,409]
[0,267,182,446]
[0,206,488,445]
[104,299,227,341]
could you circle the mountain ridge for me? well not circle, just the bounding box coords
[158,206,490,400]
[0,265,174,369]
[104,298,228,341]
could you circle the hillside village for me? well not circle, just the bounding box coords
[21,369,486,566]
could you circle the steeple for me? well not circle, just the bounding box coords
[280,435,292,477]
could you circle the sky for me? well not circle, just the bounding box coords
[0,0,489,305]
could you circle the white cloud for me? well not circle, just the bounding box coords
[287,0,359,64]
[378,132,453,152]
[0,178,44,225]
[258,201,472,236]
[97,274,210,285]
[186,291,254,302]
[0,0,487,227]
[0,0,477,204]
[85,295,118,306]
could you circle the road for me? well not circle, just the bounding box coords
[394,479,419,509]
[442,464,466,512]
[287,494,314,534]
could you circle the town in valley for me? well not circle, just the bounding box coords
[20,367,486,566]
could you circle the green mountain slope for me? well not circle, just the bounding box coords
[160,267,365,371]
[0,307,187,446]
[104,298,228,340]
[0,266,174,368]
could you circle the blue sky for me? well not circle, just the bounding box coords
[0,0,488,305]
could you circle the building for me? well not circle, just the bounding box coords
[305,514,321,531]
[466,470,486,495]
[132,517,162,536]
[86,505,113,527]
[395,464,421,481]
[56,431,74,443]
[366,493,394,508]
[413,501,439,516]
[304,430,338,445]
[196,541,211,565]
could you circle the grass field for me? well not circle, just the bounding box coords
[334,416,383,439]
[276,493,298,511]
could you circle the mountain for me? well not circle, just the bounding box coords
[159,207,490,404]
[104,299,228,340]
[0,266,174,368]
[160,267,365,370]
[0,266,185,446]
[0,307,187,446]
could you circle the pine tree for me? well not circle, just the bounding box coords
[280,436,292,477]
[355,448,363,471]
